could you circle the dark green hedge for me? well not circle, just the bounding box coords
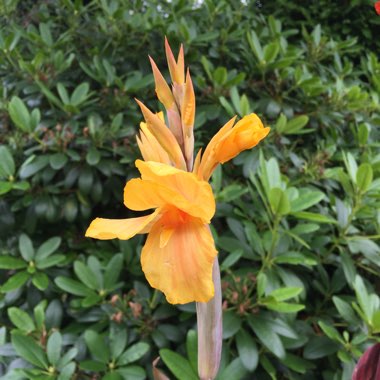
[0,1,379,379]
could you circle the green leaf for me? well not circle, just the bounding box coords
[248,315,285,358]
[218,358,248,380]
[57,83,70,105]
[103,373,123,380]
[274,251,317,266]
[36,237,61,260]
[0,145,15,178]
[290,190,324,212]
[186,330,197,373]
[11,332,49,369]
[117,342,149,365]
[269,287,302,301]
[70,83,89,106]
[8,307,36,332]
[9,96,31,132]
[280,353,315,374]
[332,296,358,324]
[104,254,123,290]
[222,310,242,339]
[12,181,30,191]
[1,271,30,292]
[86,147,101,166]
[19,155,50,178]
[159,349,198,380]
[269,187,290,215]
[74,261,99,290]
[340,251,356,284]
[63,197,78,222]
[116,366,145,380]
[0,256,27,269]
[343,152,358,183]
[19,233,34,261]
[247,30,264,61]
[236,330,258,371]
[34,300,47,330]
[318,321,343,343]
[47,331,62,366]
[55,276,94,296]
[32,272,49,290]
[78,166,93,194]
[275,113,287,133]
[49,153,68,170]
[264,301,305,313]
[58,362,76,380]
[263,41,279,63]
[110,329,127,360]
[36,254,65,269]
[39,23,53,46]
[303,336,339,359]
[0,181,12,195]
[80,360,107,371]
[84,330,109,363]
[356,163,373,193]
[353,275,372,321]
[213,67,227,85]
[291,211,337,224]
[284,115,309,134]
[220,249,243,270]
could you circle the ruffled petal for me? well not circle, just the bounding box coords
[85,209,160,240]
[141,217,217,304]
[124,160,215,223]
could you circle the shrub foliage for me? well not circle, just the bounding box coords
[0,1,379,379]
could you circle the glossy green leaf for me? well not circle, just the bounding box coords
[236,330,258,371]
[11,332,49,369]
[8,307,35,333]
[0,145,15,178]
[159,349,197,380]
[8,96,31,132]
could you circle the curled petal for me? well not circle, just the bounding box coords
[198,114,269,180]
[141,217,217,304]
[85,209,161,240]
[215,114,270,163]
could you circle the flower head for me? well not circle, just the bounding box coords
[86,40,270,304]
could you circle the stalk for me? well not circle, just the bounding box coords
[196,258,222,380]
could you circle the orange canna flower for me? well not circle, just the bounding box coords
[86,40,270,305]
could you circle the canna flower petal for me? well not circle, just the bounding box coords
[135,99,187,170]
[124,160,215,223]
[165,37,184,85]
[198,114,270,180]
[214,113,270,163]
[182,69,195,169]
[149,56,175,110]
[141,215,217,304]
[85,209,161,240]
[137,116,171,165]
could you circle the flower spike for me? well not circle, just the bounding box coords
[135,99,187,170]
[149,56,175,110]
[165,36,184,85]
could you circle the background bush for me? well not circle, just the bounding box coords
[0,0,379,379]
